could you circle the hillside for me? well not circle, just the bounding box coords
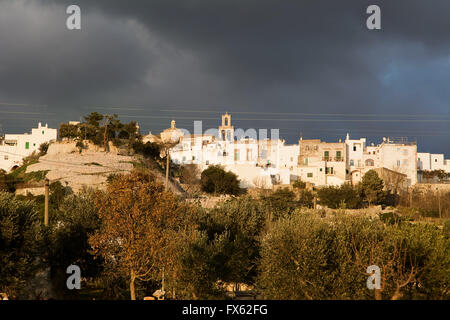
[18,141,135,194]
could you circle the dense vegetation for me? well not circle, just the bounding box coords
[200,165,241,195]
[1,167,449,300]
[59,112,160,158]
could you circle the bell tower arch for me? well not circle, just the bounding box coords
[218,113,234,141]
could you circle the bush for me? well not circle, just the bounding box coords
[195,196,267,288]
[258,211,450,300]
[317,183,363,209]
[261,188,297,220]
[298,189,314,208]
[361,170,385,205]
[200,165,241,195]
[133,141,160,159]
[293,180,306,190]
[47,188,102,297]
[0,193,44,298]
[39,142,50,156]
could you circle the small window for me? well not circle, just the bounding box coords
[397,160,401,166]
[4,155,8,160]
[307,172,313,178]
[42,131,45,135]
[350,160,354,166]
[353,146,356,151]
[320,168,323,172]
[435,159,438,162]
[25,142,29,149]
[304,158,308,165]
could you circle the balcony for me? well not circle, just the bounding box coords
[322,157,344,162]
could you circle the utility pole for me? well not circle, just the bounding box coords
[44,178,49,226]
[165,149,170,192]
[103,115,111,153]
[437,188,441,219]
[409,187,412,207]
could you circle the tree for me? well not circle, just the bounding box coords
[47,188,102,297]
[298,189,314,208]
[258,211,450,300]
[89,171,193,300]
[361,170,385,206]
[317,184,363,209]
[200,165,241,195]
[260,188,297,220]
[84,112,104,127]
[180,164,201,192]
[0,192,44,298]
[201,196,267,285]
[258,212,334,299]
[39,142,50,156]
[293,179,306,190]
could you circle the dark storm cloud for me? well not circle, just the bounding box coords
[0,0,449,153]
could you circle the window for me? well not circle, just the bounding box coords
[353,146,357,151]
[350,159,354,166]
[234,149,239,161]
[307,172,313,178]
[435,159,438,162]
[304,158,308,165]
[397,160,401,166]
[25,142,29,149]
[42,131,45,135]
[325,167,333,174]
[192,156,195,160]
[320,168,323,172]
[182,156,186,161]
[4,156,8,160]
[324,151,329,160]
[206,160,209,165]
[336,151,341,160]
[365,159,374,166]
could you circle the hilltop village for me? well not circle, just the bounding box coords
[1,113,449,192]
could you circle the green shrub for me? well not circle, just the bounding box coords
[293,179,306,190]
[317,183,363,209]
[200,165,241,195]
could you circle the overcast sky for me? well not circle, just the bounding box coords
[0,0,449,154]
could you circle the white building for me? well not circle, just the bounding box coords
[0,123,57,172]
[149,113,444,190]
[167,114,299,188]
[417,152,450,172]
